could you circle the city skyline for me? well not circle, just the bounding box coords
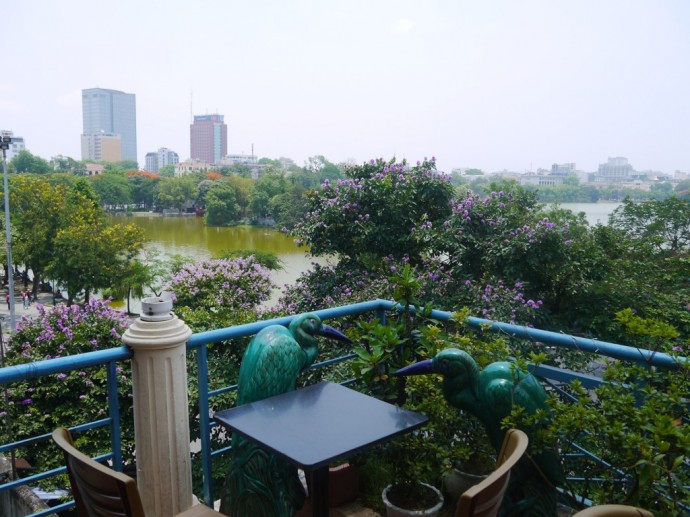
[1,1,689,175]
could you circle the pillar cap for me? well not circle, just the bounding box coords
[141,294,174,322]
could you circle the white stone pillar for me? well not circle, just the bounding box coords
[123,296,193,517]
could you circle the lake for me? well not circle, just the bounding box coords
[106,203,620,311]
[105,214,324,311]
[554,202,622,225]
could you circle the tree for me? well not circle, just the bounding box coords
[51,155,82,173]
[204,180,239,226]
[1,300,135,475]
[11,149,51,174]
[158,164,175,177]
[156,176,197,211]
[249,172,288,221]
[292,157,455,264]
[168,256,274,312]
[126,170,160,209]
[609,197,690,254]
[9,176,66,297]
[91,173,133,209]
[47,181,144,304]
[226,175,253,219]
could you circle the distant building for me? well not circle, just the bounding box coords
[145,152,158,173]
[81,88,137,162]
[519,173,565,187]
[84,164,105,176]
[80,133,122,163]
[190,114,227,164]
[219,153,258,166]
[174,160,213,177]
[594,157,634,183]
[0,130,26,160]
[550,163,576,176]
[145,147,179,173]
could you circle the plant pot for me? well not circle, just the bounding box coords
[442,467,487,507]
[328,462,359,507]
[382,482,444,517]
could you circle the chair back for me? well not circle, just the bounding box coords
[52,427,146,517]
[455,428,529,517]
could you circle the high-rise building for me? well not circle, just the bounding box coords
[190,114,227,164]
[145,147,179,173]
[81,88,137,162]
[80,133,122,163]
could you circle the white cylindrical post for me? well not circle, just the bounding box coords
[123,296,193,517]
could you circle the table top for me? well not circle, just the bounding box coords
[214,381,428,470]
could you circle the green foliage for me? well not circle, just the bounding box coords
[156,176,197,211]
[610,196,690,254]
[292,157,454,264]
[10,149,51,174]
[91,172,133,208]
[0,301,134,484]
[204,180,239,226]
[509,311,690,514]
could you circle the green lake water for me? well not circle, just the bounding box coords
[106,203,620,313]
[105,213,323,311]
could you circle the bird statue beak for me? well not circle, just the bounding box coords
[393,359,434,376]
[318,324,352,344]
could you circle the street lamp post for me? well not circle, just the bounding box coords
[1,135,16,331]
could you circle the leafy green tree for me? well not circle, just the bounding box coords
[11,149,51,174]
[270,187,309,230]
[226,175,253,219]
[9,176,66,297]
[204,180,238,226]
[91,172,133,208]
[609,197,690,253]
[127,170,160,209]
[51,155,82,173]
[249,189,270,220]
[158,164,175,177]
[156,176,197,211]
[47,181,144,304]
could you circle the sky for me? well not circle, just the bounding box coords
[2,0,689,175]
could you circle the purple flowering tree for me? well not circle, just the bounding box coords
[292,157,454,264]
[167,256,275,314]
[0,300,134,476]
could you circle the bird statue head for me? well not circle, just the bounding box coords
[393,348,480,409]
[288,313,351,366]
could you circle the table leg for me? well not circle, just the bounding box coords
[309,466,330,517]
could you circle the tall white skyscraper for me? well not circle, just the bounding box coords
[81,88,137,163]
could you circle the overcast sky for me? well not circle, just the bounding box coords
[2,1,689,174]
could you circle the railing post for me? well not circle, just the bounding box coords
[122,296,193,517]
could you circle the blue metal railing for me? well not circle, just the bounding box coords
[0,299,686,516]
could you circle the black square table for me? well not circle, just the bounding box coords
[213,381,428,517]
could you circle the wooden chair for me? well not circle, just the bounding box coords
[52,427,224,517]
[572,504,654,516]
[455,428,529,517]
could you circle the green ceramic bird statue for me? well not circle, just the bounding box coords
[220,313,351,517]
[394,348,564,517]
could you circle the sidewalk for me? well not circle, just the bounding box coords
[0,280,56,328]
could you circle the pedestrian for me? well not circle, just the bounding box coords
[5,293,9,310]
[22,291,29,309]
